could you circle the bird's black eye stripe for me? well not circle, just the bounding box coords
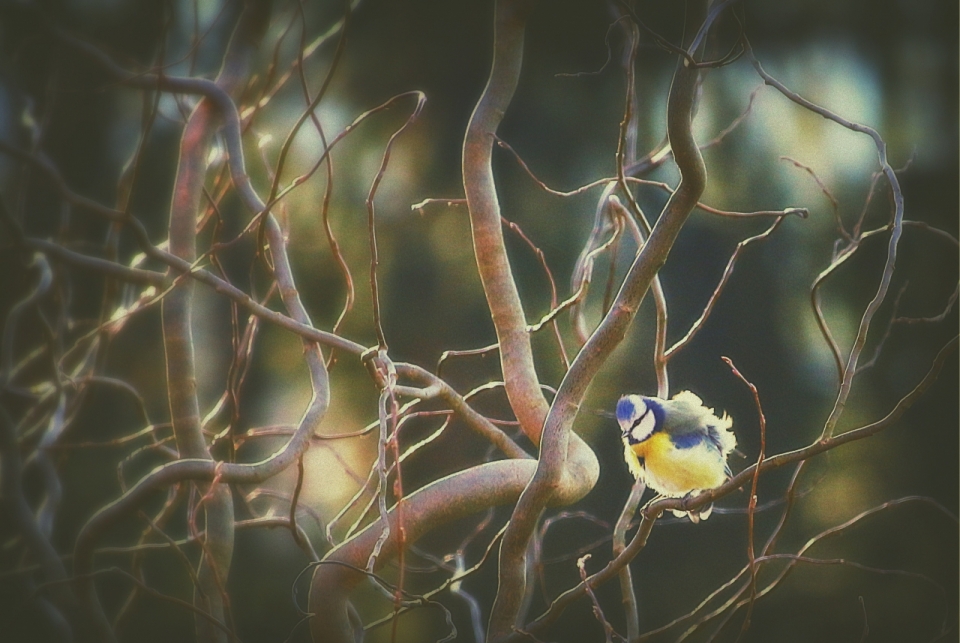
[628,407,650,433]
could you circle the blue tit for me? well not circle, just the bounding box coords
[616,391,736,521]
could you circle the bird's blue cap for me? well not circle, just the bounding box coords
[616,396,637,423]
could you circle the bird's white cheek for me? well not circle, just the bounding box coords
[631,412,657,442]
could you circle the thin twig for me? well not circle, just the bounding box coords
[780,155,848,241]
[578,554,621,643]
[721,357,766,640]
[667,217,789,359]
[367,93,426,348]
[746,42,908,441]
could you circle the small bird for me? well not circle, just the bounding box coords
[616,391,736,521]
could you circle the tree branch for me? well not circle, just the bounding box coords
[488,1,708,637]
[462,0,548,443]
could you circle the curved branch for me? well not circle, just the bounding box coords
[1,252,53,386]
[487,1,709,637]
[666,216,788,359]
[396,363,530,460]
[0,407,81,635]
[608,196,670,398]
[462,0,548,443]
[162,61,235,643]
[614,480,645,643]
[309,460,538,642]
[744,42,907,440]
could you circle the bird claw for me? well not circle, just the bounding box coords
[670,492,713,523]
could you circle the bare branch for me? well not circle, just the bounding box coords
[720,357,767,639]
[745,42,908,440]
[667,217,789,360]
[490,0,709,635]
[578,554,621,643]
[614,480,645,643]
[462,0,549,443]
[780,155,848,241]
[366,93,426,349]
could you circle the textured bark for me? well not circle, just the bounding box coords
[463,0,548,443]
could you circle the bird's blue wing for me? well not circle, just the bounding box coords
[669,431,704,450]
[671,428,732,476]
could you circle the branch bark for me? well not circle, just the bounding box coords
[462,0,548,443]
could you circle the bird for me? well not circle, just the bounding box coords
[616,390,736,521]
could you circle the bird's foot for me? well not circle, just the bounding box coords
[670,491,713,523]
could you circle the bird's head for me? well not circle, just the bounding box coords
[616,394,663,445]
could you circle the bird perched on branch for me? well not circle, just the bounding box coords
[616,391,736,522]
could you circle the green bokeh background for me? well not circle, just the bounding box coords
[0,1,956,641]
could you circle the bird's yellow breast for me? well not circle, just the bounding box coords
[623,432,727,497]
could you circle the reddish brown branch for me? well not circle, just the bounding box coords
[780,155,848,241]
[500,216,570,368]
[677,497,954,641]
[489,137,805,219]
[289,454,307,553]
[578,555,620,643]
[746,42,908,440]
[462,0,549,443]
[721,357,767,639]
[607,196,670,397]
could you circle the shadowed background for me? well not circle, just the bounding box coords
[0,0,956,641]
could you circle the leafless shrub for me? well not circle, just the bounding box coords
[0,1,956,642]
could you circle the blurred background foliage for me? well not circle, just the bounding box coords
[0,0,956,641]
